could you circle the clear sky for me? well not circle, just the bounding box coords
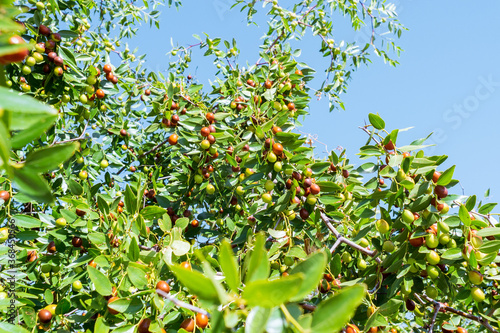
[130,1,500,206]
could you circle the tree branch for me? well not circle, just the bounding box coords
[320,212,381,264]
[428,302,441,333]
[139,244,159,252]
[415,293,499,333]
[156,289,210,317]
[51,121,88,146]
[116,136,170,175]
[453,200,497,227]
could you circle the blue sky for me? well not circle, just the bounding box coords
[130,1,500,206]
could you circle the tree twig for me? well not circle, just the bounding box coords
[428,302,441,333]
[51,121,88,146]
[116,137,170,175]
[139,244,159,252]
[156,289,210,317]
[416,293,499,333]
[320,212,381,264]
[453,200,497,227]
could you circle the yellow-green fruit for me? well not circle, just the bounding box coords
[426,234,439,249]
[383,240,395,252]
[426,286,438,299]
[45,304,57,316]
[265,180,275,191]
[471,287,485,302]
[359,238,369,247]
[72,280,83,291]
[342,252,352,263]
[396,169,406,182]
[0,228,8,243]
[375,219,390,234]
[206,184,215,195]
[55,218,67,227]
[267,152,277,163]
[402,209,415,224]
[306,195,317,205]
[426,265,440,279]
[426,250,440,265]
[439,233,450,245]
[262,193,273,204]
[357,258,367,270]
[235,186,245,196]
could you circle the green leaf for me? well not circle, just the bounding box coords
[0,86,58,131]
[459,205,471,227]
[368,113,385,130]
[107,297,144,314]
[128,237,140,262]
[219,240,240,292]
[170,264,219,302]
[159,213,171,232]
[140,206,166,219]
[437,165,455,186]
[13,167,53,203]
[95,317,109,333]
[25,143,78,173]
[314,181,342,193]
[20,306,36,328]
[175,217,189,229]
[13,215,47,228]
[476,227,500,238]
[479,240,500,254]
[127,266,148,289]
[0,323,31,333]
[441,248,462,260]
[0,122,10,169]
[68,179,83,196]
[311,284,366,333]
[10,119,56,149]
[310,162,331,174]
[478,203,497,215]
[289,252,327,301]
[87,266,113,296]
[125,185,137,215]
[242,274,304,308]
[245,233,270,284]
[171,240,191,256]
[245,307,271,333]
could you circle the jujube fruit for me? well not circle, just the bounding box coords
[180,318,195,332]
[156,280,170,294]
[195,313,209,328]
[38,309,52,323]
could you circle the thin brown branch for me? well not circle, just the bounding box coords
[51,121,88,146]
[453,200,497,227]
[320,212,381,264]
[428,302,441,333]
[416,293,499,333]
[359,125,381,145]
[156,289,210,317]
[139,244,159,252]
[117,137,170,175]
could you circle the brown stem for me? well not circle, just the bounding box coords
[139,244,159,252]
[156,289,210,317]
[428,302,441,333]
[320,212,381,264]
[116,136,170,175]
[51,122,88,146]
[416,293,499,333]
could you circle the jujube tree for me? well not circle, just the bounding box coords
[0,0,499,333]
